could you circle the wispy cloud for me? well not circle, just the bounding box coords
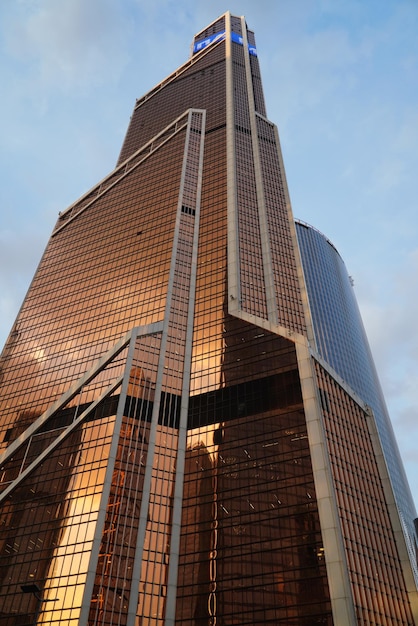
[3,0,132,93]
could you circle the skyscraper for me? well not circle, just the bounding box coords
[295,219,418,584]
[0,11,416,626]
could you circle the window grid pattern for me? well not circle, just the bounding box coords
[176,338,333,625]
[247,34,266,116]
[193,17,227,48]
[87,333,161,626]
[315,361,414,625]
[113,46,229,401]
[232,42,268,319]
[0,344,129,490]
[118,45,226,165]
[57,113,189,231]
[256,116,307,335]
[190,128,227,397]
[230,16,242,35]
[0,132,187,447]
[0,411,116,626]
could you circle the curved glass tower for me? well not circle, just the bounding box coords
[295,218,418,582]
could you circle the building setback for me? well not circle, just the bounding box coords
[0,12,417,626]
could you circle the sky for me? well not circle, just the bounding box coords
[0,0,417,509]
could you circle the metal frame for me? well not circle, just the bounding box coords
[0,322,163,506]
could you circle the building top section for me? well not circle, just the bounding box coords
[131,13,258,121]
[192,13,257,57]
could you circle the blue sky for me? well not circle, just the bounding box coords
[0,0,417,509]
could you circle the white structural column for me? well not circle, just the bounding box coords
[296,339,357,626]
[225,11,241,316]
[164,109,206,626]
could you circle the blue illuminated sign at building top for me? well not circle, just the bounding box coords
[193,30,257,56]
[193,31,226,53]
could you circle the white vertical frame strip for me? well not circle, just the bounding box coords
[126,110,204,626]
[240,16,278,324]
[164,109,206,626]
[225,11,241,316]
[296,340,357,626]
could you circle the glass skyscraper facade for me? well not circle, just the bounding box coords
[295,219,418,584]
[0,12,416,626]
